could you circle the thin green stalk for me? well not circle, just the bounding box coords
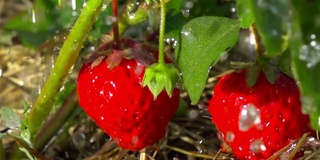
[158,0,166,65]
[28,0,107,142]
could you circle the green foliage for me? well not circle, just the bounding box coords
[237,0,254,28]
[247,0,290,57]
[1,107,21,130]
[4,0,108,48]
[165,0,232,40]
[289,0,320,129]
[175,16,240,104]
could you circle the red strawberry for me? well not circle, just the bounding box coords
[208,69,313,159]
[76,41,180,151]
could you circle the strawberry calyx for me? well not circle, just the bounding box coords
[142,63,179,98]
[230,55,285,88]
[84,38,159,69]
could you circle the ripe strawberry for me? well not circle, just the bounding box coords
[76,41,180,151]
[208,69,313,159]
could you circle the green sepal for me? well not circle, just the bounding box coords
[142,63,179,98]
[245,66,261,88]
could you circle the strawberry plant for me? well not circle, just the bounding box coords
[1,0,320,159]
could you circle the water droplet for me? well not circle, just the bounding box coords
[102,81,117,101]
[188,109,198,119]
[239,103,261,131]
[299,43,320,68]
[131,135,139,145]
[250,139,266,153]
[135,63,144,75]
[197,140,203,145]
[133,112,139,120]
[217,132,224,140]
[100,116,104,120]
[71,0,77,10]
[106,16,117,25]
[231,7,236,13]
[31,8,36,23]
[225,131,235,142]
[301,96,317,114]
[182,9,190,18]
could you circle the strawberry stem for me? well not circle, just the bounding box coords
[158,0,166,65]
[112,0,120,47]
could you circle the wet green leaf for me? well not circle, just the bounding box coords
[289,0,320,129]
[248,0,291,57]
[1,107,21,130]
[237,0,254,28]
[165,0,232,40]
[176,16,240,104]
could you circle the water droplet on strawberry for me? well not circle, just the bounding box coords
[249,139,266,153]
[225,131,235,142]
[102,81,117,100]
[132,112,139,120]
[131,135,139,145]
[239,103,261,131]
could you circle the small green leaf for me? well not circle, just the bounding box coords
[237,0,254,28]
[175,16,240,104]
[143,63,179,98]
[1,107,21,130]
[248,0,291,57]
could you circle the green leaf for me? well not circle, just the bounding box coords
[165,0,232,41]
[175,16,240,104]
[237,0,254,28]
[166,0,184,16]
[1,107,21,130]
[248,0,291,57]
[289,0,320,129]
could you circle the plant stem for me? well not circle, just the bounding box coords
[112,0,120,47]
[28,0,107,143]
[159,0,166,65]
[34,90,78,151]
